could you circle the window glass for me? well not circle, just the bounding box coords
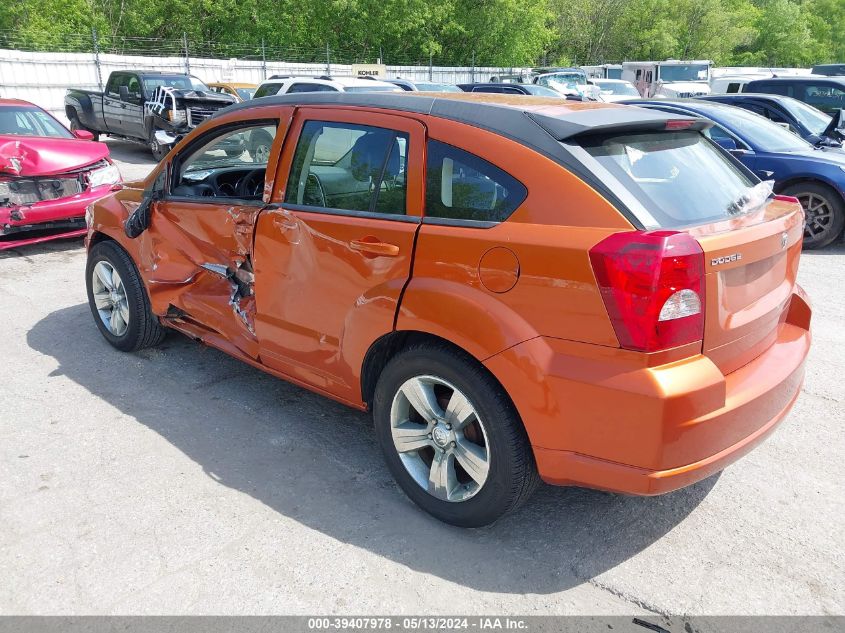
[804,84,845,112]
[173,123,277,200]
[750,82,792,97]
[287,83,338,93]
[727,83,741,93]
[425,140,527,223]
[713,104,809,151]
[780,97,831,135]
[579,130,760,228]
[141,75,200,94]
[0,106,72,138]
[254,83,282,98]
[285,121,408,215]
[106,74,128,96]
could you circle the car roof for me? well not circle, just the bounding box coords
[222,92,702,140]
[209,82,257,88]
[747,76,845,84]
[0,98,37,107]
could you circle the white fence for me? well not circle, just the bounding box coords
[0,49,529,124]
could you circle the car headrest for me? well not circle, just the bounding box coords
[350,131,400,182]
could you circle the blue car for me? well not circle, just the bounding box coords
[623,98,845,248]
[698,93,844,148]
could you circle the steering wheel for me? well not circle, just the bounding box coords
[237,168,266,199]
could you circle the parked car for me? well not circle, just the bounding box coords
[253,76,401,99]
[366,77,461,92]
[1,98,121,250]
[207,82,258,102]
[65,71,236,160]
[811,64,845,77]
[709,74,766,94]
[84,92,811,526]
[699,93,845,147]
[625,98,845,248]
[457,83,566,97]
[530,67,601,100]
[588,78,640,102]
[744,76,845,115]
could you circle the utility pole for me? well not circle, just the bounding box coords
[326,43,331,76]
[261,38,267,80]
[428,51,433,81]
[91,28,103,91]
[471,51,475,83]
[182,32,190,75]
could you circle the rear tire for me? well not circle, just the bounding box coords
[86,240,166,352]
[69,114,99,142]
[783,182,845,249]
[373,342,539,527]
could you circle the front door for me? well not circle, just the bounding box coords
[138,117,286,358]
[253,109,425,404]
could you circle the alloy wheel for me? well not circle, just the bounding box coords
[798,192,834,241]
[91,261,130,336]
[389,375,490,502]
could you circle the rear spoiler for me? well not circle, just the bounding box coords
[530,107,712,140]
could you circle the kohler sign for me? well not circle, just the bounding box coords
[352,64,386,78]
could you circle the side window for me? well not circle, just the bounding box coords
[285,120,408,215]
[172,123,278,201]
[126,76,142,101]
[727,83,741,93]
[804,84,845,111]
[502,87,523,95]
[425,140,527,223]
[254,83,281,98]
[704,124,748,150]
[287,83,337,93]
[106,74,126,97]
[474,86,501,93]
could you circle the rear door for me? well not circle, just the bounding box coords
[253,108,425,403]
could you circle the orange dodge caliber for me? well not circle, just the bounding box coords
[85,93,812,526]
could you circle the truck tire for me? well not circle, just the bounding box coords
[148,128,169,162]
[69,113,99,142]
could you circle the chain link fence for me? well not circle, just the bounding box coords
[0,30,534,123]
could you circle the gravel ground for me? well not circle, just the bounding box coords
[0,139,842,615]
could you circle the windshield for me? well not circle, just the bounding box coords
[537,72,587,89]
[236,88,256,100]
[659,64,709,83]
[0,106,72,139]
[415,82,462,92]
[578,130,760,228]
[523,85,563,97]
[143,75,209,93]
[595,81,639,96]
[780,97,832,136]
[345,85,401,93]
[713,105,811,152]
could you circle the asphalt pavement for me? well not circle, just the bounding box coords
[0,140,842,615]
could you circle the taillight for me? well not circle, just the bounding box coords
[589,230,705,352]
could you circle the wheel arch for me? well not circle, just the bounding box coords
[776,175,845,202]
[360,330,513,411]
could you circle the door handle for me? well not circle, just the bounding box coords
[350,238,400,257]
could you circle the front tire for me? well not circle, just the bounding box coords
[783,182,845,249]
[86,240,166,352]
[148,129,169,161]
[69,114,99,142]
[373,343,538,527]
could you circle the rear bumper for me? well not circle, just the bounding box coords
[484,288,811,495]
[0,184,112,250]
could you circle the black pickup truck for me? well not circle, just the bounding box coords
[65,71,236,159]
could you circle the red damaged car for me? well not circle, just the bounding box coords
[1,99,121,250]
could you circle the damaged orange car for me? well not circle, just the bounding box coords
[84,93,812,526]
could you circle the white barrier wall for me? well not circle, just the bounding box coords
[0,49,527,125]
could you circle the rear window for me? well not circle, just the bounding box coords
[578,130,761,228]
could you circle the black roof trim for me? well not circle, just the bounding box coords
[747,76,845,84]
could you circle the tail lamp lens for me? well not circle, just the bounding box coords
[589,230,705,352]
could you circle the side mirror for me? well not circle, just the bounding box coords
[714,136,738,151]
[73,129,94,140]
[124,172,166,239]
[119,85,130,101]
[821,108,845,141]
